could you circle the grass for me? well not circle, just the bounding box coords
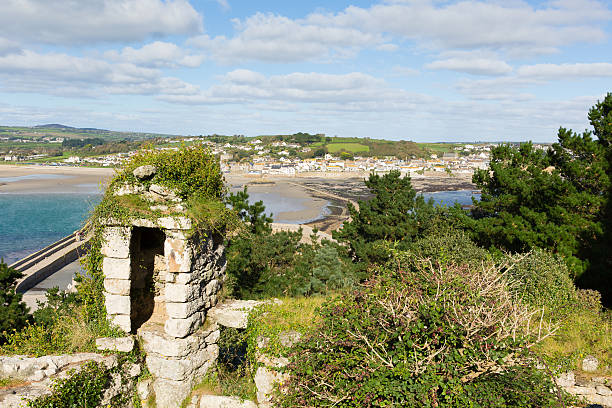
[246,296,326,359]
[535,307,612,374]
[417,142,463,154]
[0,377,27,388]
[326,143,370,153]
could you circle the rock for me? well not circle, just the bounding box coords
[102,257,131,280]
[199,395,258,408]
[564,385,597,395]
[95,337,135,353]
[137,378,152,400]
[279,330,302,348]
[153,378,193,408]
[254,366,289,407]
[133,165,157,180]
[150,204,169,211]
[148,184,181,202]
[165,312,203,338]
[100,227,131,258]
[556,371,575,387]
[207,300,266,329]
[104,293,131,315]
[596,385,612,396]
[103,278,131,296]
[114,183,145,196]
[583,355,599,372]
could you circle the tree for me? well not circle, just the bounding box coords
[0,260,30,343]
[227,186,273,235]
[333,171,437,266]
[469,93,612,304]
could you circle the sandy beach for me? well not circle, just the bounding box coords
[0,165,115,194]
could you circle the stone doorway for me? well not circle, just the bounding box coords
[129,227,166,332]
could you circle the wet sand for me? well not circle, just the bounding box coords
[0,165,114,194]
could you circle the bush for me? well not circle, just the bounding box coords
[505,249,577,314]
[0,261,30,344]
[112,143,225,199]
[407,229,491,268]
[278,255,566,407]
[26,361,110,408]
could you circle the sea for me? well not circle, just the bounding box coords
[0,181,477,265]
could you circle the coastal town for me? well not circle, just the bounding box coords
[2,131,552,176]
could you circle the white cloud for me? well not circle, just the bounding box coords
[215,0,230,12]
[188,12,385,63]
[158,69,426,108]
[0,0,203,45]
[517,62,612,78]
[425,57,513,76]
[0,38,20,56]
[0,50,199,98]
[105,41,205,68]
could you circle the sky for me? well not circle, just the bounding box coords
[0,0,611,142]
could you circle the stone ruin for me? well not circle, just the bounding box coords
[98,170,228,407]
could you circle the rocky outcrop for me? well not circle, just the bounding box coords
[556,370,612,407]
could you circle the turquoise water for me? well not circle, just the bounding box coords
[0,193,101,264]
[0,189,477,265]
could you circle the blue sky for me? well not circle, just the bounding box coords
[0,0,611,142]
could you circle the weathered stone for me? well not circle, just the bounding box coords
[133,165,156,180]
[165,237,193,272]
[199,395,258,408]
[165,283,199,303]
[131,218,157,228]
[102,257,131,279]
[146,355,191,381]
[207,300,266,329]
[149,184,180,200]
[165,313,203,338]
[279,330,302,348]
[255,366,289,407]
[139,326,213,357]
[95,337,135,353]
[597,385,612,396]
[205,329,220,345]
[103,278,130,295]
[166,298,205,319]
[565,385,597,395]
[100,227,131,258]
[114,183,146,196]
[104,293,130,315]
[205,279,220,296]
[159,216,192,230]
[109,314,131,332]
[257,354,289,368]
[583,355,599,372]
[555,371,575,388]
[153,378,193,408]
[150,204,169,211]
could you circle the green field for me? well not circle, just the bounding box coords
[417,143,462,153]
[327,143,370,153]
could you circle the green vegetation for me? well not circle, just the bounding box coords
[326,142,369,153]
[277,253,570,407]
[0,261,30,344]
[464,93,612,305]
[26,361,111,408]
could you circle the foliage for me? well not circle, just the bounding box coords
[535,289,612,374]
[26,361,110,408]
[112,143,225,200]
[333,171,439,266]
[505,250,576,314]
[0,260,30,344]
[278,255,565,407]
[468,93,612,304]
[407,229,491,268]
[227,186,273,235]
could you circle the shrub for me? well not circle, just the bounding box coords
[112,143,225,200]
[26,361,110,408]
[0,260,30,344]
[505,249,576,314]
[278,255,566,407]
[407,229,491,268]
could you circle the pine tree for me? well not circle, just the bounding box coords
[0,260,30,343]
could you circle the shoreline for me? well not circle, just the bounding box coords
[1,165,475,227]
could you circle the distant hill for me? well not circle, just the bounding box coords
[34,124,109,132]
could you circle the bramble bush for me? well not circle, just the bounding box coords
[278,253,568,407]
